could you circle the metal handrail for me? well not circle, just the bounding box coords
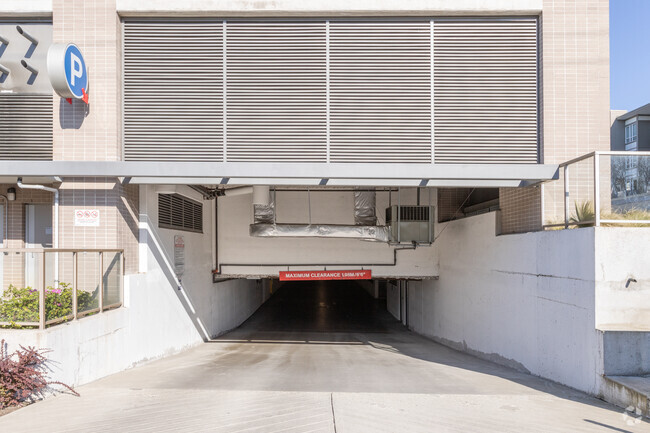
[546,151,650,230]
[557,151,650,168]
[0,248,124,329]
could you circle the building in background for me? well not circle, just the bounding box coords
[611,103,650,196]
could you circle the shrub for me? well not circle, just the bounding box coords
[0,283,98,326]
[0,339,78,409]
[570,200,595,227]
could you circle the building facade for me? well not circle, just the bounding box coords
[6,0,647,414]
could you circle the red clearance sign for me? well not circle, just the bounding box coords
[279,270,372,281]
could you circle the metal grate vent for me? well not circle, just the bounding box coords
[433,20,539,164]
[329,21,431,162]
[0,94,53,160]
[386,206,431,223]
[158,193,203,233]
[122,18,539,164]
[226,21,328,162]
[123,22,224,161]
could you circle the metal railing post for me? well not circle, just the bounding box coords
[39,252,45,330]
[98,251,104,312]
[120,252,125,306]
[594,153,601,227]
[564,165,569,229]
[72,251,78,319]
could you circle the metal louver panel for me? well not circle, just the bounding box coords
[123,22,223,161]
[433,20,538,164]
[329,21,432,162]
[158,193,203,233]
[226,21,327,162]
[0,94,52,160]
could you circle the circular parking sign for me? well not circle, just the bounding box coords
[47,43,89,100]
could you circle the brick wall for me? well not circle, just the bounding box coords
[51,0,139,273]
[437,188,473,222]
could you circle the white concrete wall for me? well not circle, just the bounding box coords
[218,188,438,278]
[0,185,270,386]
[408,212,603,394]
[595,228,650,330]
[116,0,542,16]
[0,0,51,15]
[387,281,400,321]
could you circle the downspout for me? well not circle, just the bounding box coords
[0,195,7,248]
[17,178,59,284]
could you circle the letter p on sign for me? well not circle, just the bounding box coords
[70,53,83,86]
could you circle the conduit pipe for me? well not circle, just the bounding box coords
[17,178,59,284]
[0,194,7,247]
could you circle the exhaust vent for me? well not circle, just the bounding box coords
[386,205,434,244]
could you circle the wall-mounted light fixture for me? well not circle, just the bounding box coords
[6,187,16,201]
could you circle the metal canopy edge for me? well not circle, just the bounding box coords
[0,161,559,187]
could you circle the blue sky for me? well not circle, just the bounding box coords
[610,0,650,110]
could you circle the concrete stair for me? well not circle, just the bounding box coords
[602,376,650,418]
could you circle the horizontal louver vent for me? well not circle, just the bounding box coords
[123,22,223,161]
[433,20,538,164]
[123,18,539,164]
[158,193,203,233]
[329,22,431,162]
[226,22,327,162]
[0,94,52,160]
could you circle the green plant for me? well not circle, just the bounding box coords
[570,200,595,227]
[0,283,98,327]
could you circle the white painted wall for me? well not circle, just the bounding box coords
[408,212,603,394]
[595,228,650,329]
[386,281,400,321]
[116,0,542,16]
[218,188,438,278]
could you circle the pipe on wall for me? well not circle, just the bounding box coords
[0,195,7,247]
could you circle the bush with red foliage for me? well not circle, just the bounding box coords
[0,339,78,409]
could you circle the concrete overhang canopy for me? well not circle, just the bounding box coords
[0,161,559,188]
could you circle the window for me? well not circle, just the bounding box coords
[625,123,638,144]
[158,194,203,233]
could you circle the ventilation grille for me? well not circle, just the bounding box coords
[433,20,538,164]
[0,94,52,160]
[329,22,431,162]
[122,18,539,164]
[386,205,431,223]
[158,193,203,233]
[123,22,224,161]
[226,22,327,162]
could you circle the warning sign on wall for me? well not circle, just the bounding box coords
[74,209,100,227]
[174,235,185,277]
[279,270,371,281]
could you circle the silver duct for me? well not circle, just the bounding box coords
[250,223,390,242]
[354,189,377,226]
[252,186,275,224]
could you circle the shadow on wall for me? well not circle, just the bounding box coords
[142,216,214,342]
[59,97,88,129]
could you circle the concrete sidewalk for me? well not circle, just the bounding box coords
[1,282,648,432]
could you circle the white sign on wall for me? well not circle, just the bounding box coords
[174,235,185,277]
[74,209,100,227]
